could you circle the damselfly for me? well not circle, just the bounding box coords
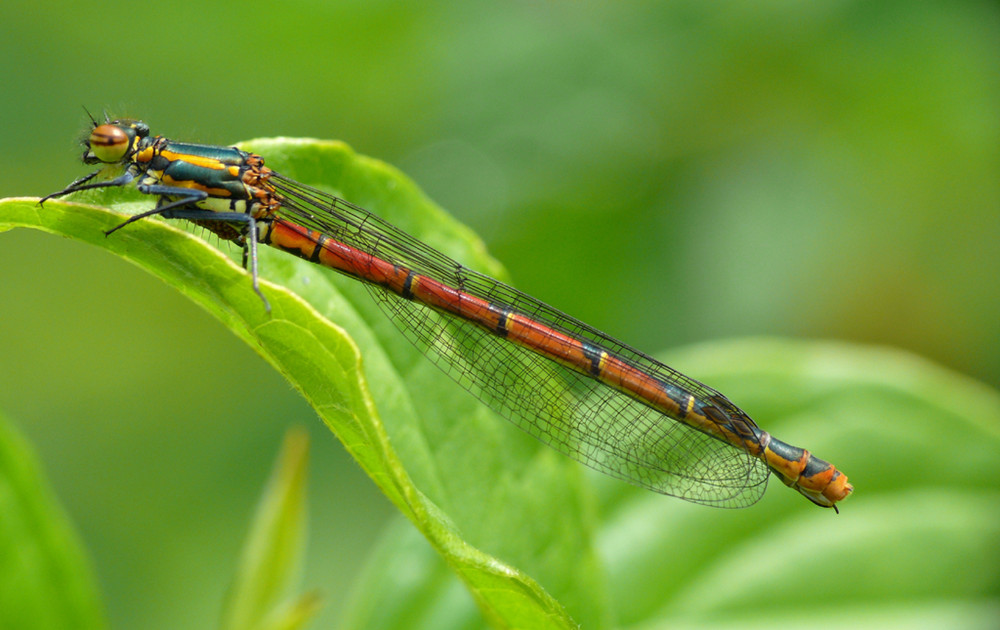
[41,117,853,510]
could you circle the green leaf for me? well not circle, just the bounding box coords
[0,135,587,629]
[597,339,1000,627]
[222,427,319,630]
[4,136,998,629]
[0,412,106,630]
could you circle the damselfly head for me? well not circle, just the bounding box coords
[82,119,149,165]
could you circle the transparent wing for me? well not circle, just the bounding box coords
[270,174,770,506]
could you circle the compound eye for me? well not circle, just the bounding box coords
[88,124,131,163]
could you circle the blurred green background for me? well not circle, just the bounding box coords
[1,1,998,628]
